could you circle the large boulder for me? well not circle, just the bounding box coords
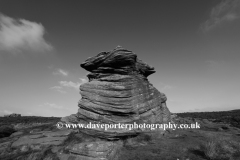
[62,46,171,139]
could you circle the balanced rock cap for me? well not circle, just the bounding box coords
[80,46,155,77]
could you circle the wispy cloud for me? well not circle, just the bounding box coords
[0,13,52,53]
[53,69,68,76]
[50,86,67,94]
[205,60,226,69]
[79,78,88,83]
[59,81,82,90]
[159,82,174,91]
[200,0,240,32]
[205,60,219,67]
[39,103,63,109]
[205,60,229,75]
[26,112,34,116]
[50,78,88,93]
[38,103,73,112]
[162,85,174,91]
[0,109,12,116]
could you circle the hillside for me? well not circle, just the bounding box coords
[176,110,240,129]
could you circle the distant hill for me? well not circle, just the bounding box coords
[0,116,61,126]
[176,109,240,128]
[230,109,240,112]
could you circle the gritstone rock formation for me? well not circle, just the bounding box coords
[62,46,171,139]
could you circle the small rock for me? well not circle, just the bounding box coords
[20,145,29,152]
[218,127,223,131]
[30,144,42,150]
[61,114,79,124]
[10,131,23,137]
[221,125,229,130]
[57,153,79,160]
[51,146,62,153]
[43,129,73,137]
[26,152,41,160]
[68,140,123,159]
[11,130,70,148]
[202,119,211,124]
[30,128,41,133]
[0,141,11,151]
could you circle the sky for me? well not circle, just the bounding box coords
[0,0,240,117]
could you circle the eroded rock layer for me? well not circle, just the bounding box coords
[62,46,171,139]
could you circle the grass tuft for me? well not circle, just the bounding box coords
[191,136,240,160]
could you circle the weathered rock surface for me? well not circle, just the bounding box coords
[0,141,11,151]
[58,140,123,160]
[10,131,23,137]
[1,115,240,159]
[62,46,171,139]
[11,129,73,148]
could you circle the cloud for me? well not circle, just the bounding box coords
[205,60,220,67]
[0,109,13,116]
[50,78,88,93]
[0,13,53,53]
[53,69,68,76]
[39,102,72,112]
[200,0,240,32]
[159,82,174,91]
[79,78,88,83]
[39,103,63,109]
[50,86,67,94]
[205,60,226,71]
[204,60,237,78]
[26,112,34,116]
[59,78,88,90]
[162,85,174,91]
[59,81,81,90]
